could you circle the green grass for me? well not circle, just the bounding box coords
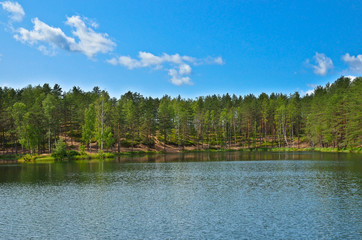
[269,147,361,153]
[183,147,362,153]
[18,154,56,163]
[12,146,362,163]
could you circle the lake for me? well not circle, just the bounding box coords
[0,152,361,239]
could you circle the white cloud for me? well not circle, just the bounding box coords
[169,68,192,86]
[169,64,193,86]
[179,64,192,75]
[300,83,318,96]
[108,52,223,86]
[38,45,56,56]
[14,16,115,58]
[306,83,317,88]
[181,56,197,63]
[345,75,356,81]
[300,88,315,97]
[307,52,333,76]
[65,16,115,58]
[305,89,314,95]
[203,56,224,65]
[106,57,119,66]
[111,52,193,69]
[138,51,164,67]
[0,1,25,22]
[214,56,224,65]
[342,53,362,73]
[15,18,76,49]
[118,56,142,69]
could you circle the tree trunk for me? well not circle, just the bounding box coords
[264,118,267,148]
[48,127,51,153]
[291,122,294,148]
[2,129,5,152]
[164,130,167,152]
[117,122,120,153]
[101,99,104,150]
[247,120,250,148]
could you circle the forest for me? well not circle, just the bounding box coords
[0,76,361,155]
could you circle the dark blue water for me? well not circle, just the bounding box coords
[0,152,361,239]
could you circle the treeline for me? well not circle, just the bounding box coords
[0,76,361,154]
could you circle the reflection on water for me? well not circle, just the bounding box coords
[0,152,361,239]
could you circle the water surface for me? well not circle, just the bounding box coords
[0,152,361,239]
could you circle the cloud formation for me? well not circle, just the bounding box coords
[342,53,362,73]
[14,16,115,58]
[66,16,115,58]
[305,89,314,95]
[345,75,356,81]
[168,64,193,85]
[15,18,76,50]
[0,1,24,22]
[108,52,223,85]
[308,52,333,76]
[1,1,224,86]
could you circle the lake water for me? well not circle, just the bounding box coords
[0,152,361,239]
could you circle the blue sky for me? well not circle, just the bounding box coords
[0,0,361,98]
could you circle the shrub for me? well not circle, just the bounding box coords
[134,136,142,143]
[23,154,33,162]
[142,138,155,147]
[97,149,105,159]
[66,150,80,159]
[120,140,137,148]
[210,140,218,146]
[52,139,67,160]
[104,152,115,158]
[79,145,86,155]
[183,140,195,146]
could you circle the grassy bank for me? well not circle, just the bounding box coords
[267,147,362,153]
[182,147,362,153]
[8,146,362,163]
[16,150,165,163]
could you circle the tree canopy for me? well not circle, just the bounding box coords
[0,76,360,154]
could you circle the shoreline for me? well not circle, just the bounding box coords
[0,146,361,163]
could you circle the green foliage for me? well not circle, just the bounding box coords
[82,104,96,146]
[158,96,174,144]
[97,149,105,159]
[66,150,80,159]
[103,127,115,149]
[104,152,115,158]
[141,138,155,147]
[0,77,360,155]
[79,145,86,155]
[22,154,34,162]
[120,139,138,148]
[52,139,67,160]
[51,140,81,160]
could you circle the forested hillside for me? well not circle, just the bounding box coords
[0,76,361,154]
